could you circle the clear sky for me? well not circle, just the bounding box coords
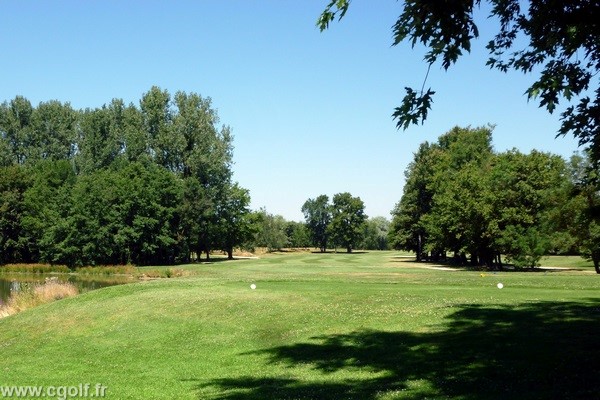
[1,1,583,221]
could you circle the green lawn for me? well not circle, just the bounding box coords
[1,251,599,399]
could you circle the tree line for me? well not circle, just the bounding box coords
[0,89,390,266]
[300,193,389,253]
[0,87,253,266]
[388,126,600,273]
[252,205,389,253]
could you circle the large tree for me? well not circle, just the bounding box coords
[389,142,438,260]
[422,126,495,266]
[319,1,600,161]
[302,195,332,252]
[329,192,367,253]
[390,126,571,269]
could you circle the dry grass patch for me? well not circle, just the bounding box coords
[0,263,71,274]
[0,279,78,318]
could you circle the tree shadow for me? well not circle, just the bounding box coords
[310,251,369,255]
[196,300,600,399]
[389,257,587,273]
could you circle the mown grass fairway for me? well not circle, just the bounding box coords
[1,252,599,399]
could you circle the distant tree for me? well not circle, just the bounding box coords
[360,216,390,250]
[329,192,367,253]
[286,221,312,248]
[253,209,289,252]
[216,183,254,260]
[319,1,600,161]
[301,195,332,252]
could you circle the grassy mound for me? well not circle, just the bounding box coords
[0,252,598,399]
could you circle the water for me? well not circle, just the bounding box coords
[0,274,132,306]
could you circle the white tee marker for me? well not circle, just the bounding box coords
[250,284,256,290]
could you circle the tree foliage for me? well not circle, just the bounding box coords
[0,87,250,266]
[360,216,390,250]
[329,192,367,253]
[253,209,289,252]
[302,195,332,252]
[319,1,600,160]
[564,151,600,273]
[390,126,580,269]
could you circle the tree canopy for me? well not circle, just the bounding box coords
[390,125,599,271]
[329,192,367,253]
[0,87,250,266]
[319,0,600,161]
[302,195,332,252]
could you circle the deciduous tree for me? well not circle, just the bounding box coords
[302,195,332,252]
[319,1,600,160]
[329,192,367,253]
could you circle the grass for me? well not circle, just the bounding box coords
[0,251,598,399]
[0,263,71,274]
[1,263,190,279]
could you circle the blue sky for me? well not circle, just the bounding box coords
[1,1,582,221]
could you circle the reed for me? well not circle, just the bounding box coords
[0,264,71,274]
[75,265,137,276]
[0,279,78,318]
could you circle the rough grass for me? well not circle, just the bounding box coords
[0,279,78,318]
[75,265,137,275]
[0,263,71,274]
[0,252,598,399]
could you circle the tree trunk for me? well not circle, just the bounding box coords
[593,253,600,274]
[347,246,352,253]
[470,253,479,266]
[227,247,233,260]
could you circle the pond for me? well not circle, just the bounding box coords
[0,274,133,306]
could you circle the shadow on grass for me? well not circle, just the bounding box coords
[389,257,588,273]
[310,251,369,255]
[197,300,600,399]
